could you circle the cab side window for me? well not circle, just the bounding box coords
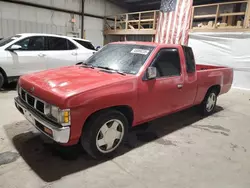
[152,48,181,78]
[14,36,45,51]
[182,46,195,73]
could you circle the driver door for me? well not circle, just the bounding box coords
[6,36,47,75]
[137,48,184,120]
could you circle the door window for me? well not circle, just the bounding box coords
[152,48,181,78]
[47,37,68,50]
[73,39,96,50]
[14,36,45,51]
[67,40,77,50]
[47,37,77,50]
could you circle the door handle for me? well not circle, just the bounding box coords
[38,53,46,57]
[72,52,77,56]
[177,84,183,89]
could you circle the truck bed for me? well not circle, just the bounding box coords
[194,64,233,105]
[196,64,226,71]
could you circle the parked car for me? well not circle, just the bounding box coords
[14,42,233,158]
[0,33,96,88]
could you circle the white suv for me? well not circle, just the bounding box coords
[0,33,96,88]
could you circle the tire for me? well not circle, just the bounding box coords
[0,72,5,89]
[81,110,128,159]
[199,89,218,116]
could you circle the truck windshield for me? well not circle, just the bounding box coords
[0,35,22,47]
[84,44,155,75]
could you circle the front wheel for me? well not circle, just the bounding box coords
[81,110,128,159]
[0,72,5,89]
[200,89,218,116]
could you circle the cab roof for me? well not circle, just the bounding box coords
[110,41,183,48]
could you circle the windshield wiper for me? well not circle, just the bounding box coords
[81,63,95,69]
[96,66,126,76]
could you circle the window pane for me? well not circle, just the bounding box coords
[67,40,77,50]
[15,36,44,51]
[84,44,154,75]
[153,49,181,77]
[74,39,95,50]
[48,37,68,50]
[183,46,195,73]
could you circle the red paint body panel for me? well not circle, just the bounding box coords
[18,42,233,146]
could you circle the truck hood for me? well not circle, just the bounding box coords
[19,66,136,107]
[20,66,135,99]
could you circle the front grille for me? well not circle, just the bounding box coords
[21,90,26,101]
[27,94,35,106]
[36,101,45,113]
[20,88,46,115]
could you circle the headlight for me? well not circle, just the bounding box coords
[51,105,59,120]
[45,104,71,126]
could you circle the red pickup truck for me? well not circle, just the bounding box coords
[15,42,233,158]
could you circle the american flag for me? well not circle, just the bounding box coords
[155,0,193,45]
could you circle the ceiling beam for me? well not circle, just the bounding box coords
[107,0,129,9]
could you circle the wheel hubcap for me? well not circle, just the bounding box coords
[96,119,124,153]
[206,93,216,112]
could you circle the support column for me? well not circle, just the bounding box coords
[244,0,250,28]
[81,0,85,38]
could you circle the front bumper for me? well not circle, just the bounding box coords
[14,97,70,143]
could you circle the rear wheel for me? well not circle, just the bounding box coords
[200,89,218,116]
[0,72,5,89]
[81,110,128,159]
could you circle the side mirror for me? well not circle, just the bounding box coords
[8,44,22,51]
[146,67,157,80]
[96,46,101,51]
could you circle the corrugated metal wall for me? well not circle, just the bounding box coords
[0,0,126,46]
[0,0,81,37]
[84,0,126,46]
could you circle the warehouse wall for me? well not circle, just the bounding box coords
[0,0,126,47]
[0,0,81,38]
[189,32,250,90]
[84,0,126,47]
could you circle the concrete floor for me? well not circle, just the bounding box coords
[0,84,250,188]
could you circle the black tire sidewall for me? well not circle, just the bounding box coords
[0,72,4,89]
[201,90,218,116]
[81,110,129,159]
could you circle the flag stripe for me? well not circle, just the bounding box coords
[175,0,186,44]
[161,13,168,43]
[155,12,163,43]
[165,12,173,43]
[170,0,181,44]
[184,1,193,44]
[155,0,193,45]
